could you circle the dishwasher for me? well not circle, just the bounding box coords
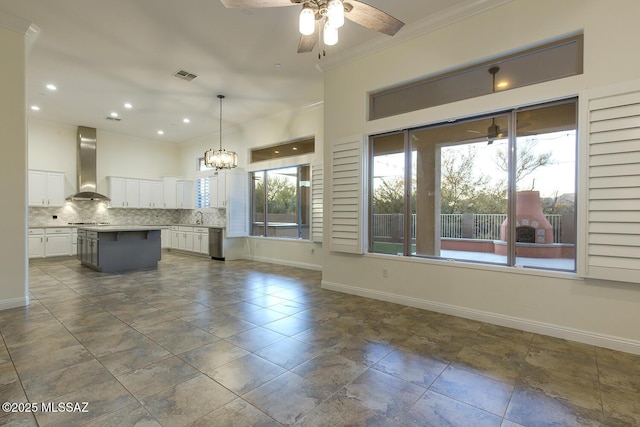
[208,228,224,260]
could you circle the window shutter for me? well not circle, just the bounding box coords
[330,137,364,254]
[195,177,210,209]
[226,169,248,237]
[583,81,640,283]
[311,162,323,243]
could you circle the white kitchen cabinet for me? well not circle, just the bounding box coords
[210,171,227,208]
[28,170,65,207]
[28,228,45,258]
[125,179,140,208]
[29,228,73,258]
[45,228,72,257]
[139,180,163,208]
[193,227,209,254]
[108,177,140,208]
[177,180,194,209]
[163,177,178,208]
[151,180,164,208]
[178,226,194,251]
[170,226,180,249]
[160,227,170,249]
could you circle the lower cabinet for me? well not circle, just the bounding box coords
[29,228,74,258]
[170,226,210,256]
[193,227,209,254]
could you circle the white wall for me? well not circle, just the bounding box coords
[28,119,182,196]
[180,104,324,269]
[322,0,640,353]
[0,23,28,309]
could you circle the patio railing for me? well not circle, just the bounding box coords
[373,213,564,242]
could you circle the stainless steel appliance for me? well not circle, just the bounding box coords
[208,228,224,260]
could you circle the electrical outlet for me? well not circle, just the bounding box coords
[382,268,388,278]
[310,248,315,255]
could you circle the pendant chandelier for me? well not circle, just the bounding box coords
[204,94,238,170]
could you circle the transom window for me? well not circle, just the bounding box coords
[369,98,578,271]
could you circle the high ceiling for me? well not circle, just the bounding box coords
[0,0,506,143]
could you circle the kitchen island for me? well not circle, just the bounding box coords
[77,226,161,273]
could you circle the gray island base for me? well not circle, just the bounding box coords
[77,226,161,273]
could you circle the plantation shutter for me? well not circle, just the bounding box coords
[195,177,210,209]
[311,162,324,243]
[583,80,640,283]
[330,136,364,254]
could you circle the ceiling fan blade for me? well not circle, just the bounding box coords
[219,0,296,8]
[298,22,319,53]
[344,0,404,36]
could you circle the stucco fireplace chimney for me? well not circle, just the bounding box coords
[500,191,554,244]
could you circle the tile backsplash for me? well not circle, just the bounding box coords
[29,201,226,227]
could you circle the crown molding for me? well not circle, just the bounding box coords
[0,12,40,54]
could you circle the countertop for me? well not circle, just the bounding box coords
[30,223,225,230]
[78,225,164,232]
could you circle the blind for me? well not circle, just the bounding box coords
[584,82,640,283]
[311,162,323,243]
[330,137,363,254]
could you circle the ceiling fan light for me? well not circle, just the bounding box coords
[327,0,344,28]
[323,20,338,46]
[299,6,315,36]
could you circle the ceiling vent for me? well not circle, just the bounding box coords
[105,116,122,121]
[173,69,198,81]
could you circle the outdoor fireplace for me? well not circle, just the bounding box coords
[500,191,554,244]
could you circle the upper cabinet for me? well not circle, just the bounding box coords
[108,177,139,208]
[139,180,164,209]
[28,170,65,207]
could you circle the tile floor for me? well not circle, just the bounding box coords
[1,252,639,426]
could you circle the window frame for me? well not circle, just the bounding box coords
[250,164,312,240]
[367,98,578,272]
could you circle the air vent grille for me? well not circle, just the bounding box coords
[105,116,122,121]
[173,69,198,81]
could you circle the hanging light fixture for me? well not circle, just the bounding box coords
[299,5,315,36]
[204,95,238,170]
[327,0,344,28]
[323,20,338,46]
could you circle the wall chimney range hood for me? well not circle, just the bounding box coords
[66,126,110,201]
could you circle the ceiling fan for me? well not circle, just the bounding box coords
[219,0,405,55]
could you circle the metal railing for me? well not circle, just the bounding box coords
[373,213,563,242]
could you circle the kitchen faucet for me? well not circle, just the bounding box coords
[195,211,204,225]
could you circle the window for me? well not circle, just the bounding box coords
[369,35,583,120]
[195,157,215,209]
[251,137,315,163]
[251,165,311,239]
[369,99,577,271]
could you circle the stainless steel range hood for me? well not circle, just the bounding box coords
[66,126,110,201]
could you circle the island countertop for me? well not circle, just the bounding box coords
[77,225,163,233]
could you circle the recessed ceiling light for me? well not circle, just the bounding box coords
[110,112,119,117]
[497,81,509,89]
[292,147,298,150]
[275,63,282,68]
[157,130,164,135]
[30,105,40,111]
[46,84,57,91]
[183,118,190,124]
[124,103,133,109]
[274,150,280,154]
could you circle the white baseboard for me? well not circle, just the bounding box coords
[322,280,640,355]
[247,255,322,271]
[0,296,29,311]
